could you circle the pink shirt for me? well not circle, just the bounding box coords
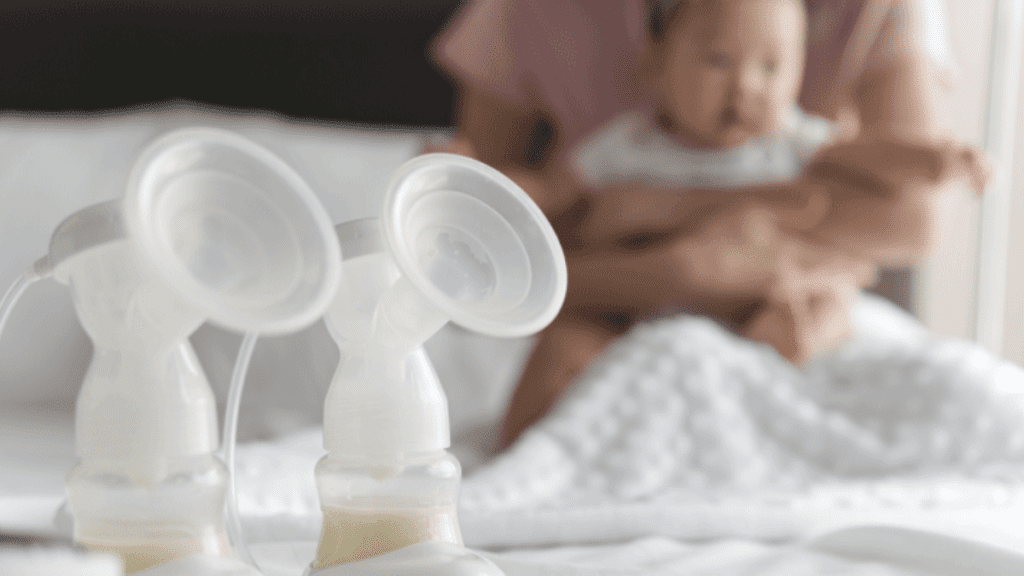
[432,0,951,154]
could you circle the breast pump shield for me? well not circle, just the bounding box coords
[0,127,342,574]
[124,128,340,335]
[376,153,567,347]
[313,154,566,574]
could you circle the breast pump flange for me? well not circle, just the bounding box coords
[310,153,567,575]
[1,127,342,575]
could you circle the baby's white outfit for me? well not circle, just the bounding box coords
[570,107,833,190]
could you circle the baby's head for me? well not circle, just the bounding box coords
[650,0,807,148]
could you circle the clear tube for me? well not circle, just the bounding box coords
[0,268,40,342]
[220,331,260,571]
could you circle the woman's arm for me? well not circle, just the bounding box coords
[573,135,986,266]
[854,53,943,142]
[575,180,830,251]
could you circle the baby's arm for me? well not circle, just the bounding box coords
[799,138,990,263]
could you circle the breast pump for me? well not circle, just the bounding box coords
[0,127,342,574]
[309,154,566,575]
[0,134,566,575]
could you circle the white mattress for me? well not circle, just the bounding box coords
[3,105,1024,575]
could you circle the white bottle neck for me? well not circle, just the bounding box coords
[323,345,450,457]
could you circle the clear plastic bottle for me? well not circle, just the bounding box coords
[15,129,343,576]
[311,450,463,569]
[67,454,231,574]
[311,219,463,572]
[56,240,230,574]
[309,155,565,574]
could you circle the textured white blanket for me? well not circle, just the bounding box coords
[453,299,1024,548]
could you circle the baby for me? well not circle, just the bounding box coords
[574,0,826,192]
[500,0,984,449]
[569,0,849,363]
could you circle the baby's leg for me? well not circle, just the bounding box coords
[743,287,854,365]
[499,311,622,450]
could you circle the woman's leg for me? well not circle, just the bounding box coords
[499,311,622,450]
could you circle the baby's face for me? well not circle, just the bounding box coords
[657,0,806,148]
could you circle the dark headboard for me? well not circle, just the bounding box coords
[0,0,462,126]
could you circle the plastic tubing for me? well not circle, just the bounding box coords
[220,331,260,572]
[0,269,40,342]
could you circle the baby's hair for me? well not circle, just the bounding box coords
[645,0,687,40]
[646,0,808,42]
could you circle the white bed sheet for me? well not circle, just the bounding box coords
[3,106,1024,575]
[5,406,1024,576]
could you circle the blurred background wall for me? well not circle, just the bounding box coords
[921,0,1024,365]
